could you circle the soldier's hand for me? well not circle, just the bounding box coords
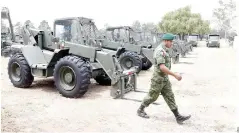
[174,74,182,81]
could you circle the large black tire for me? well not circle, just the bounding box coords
[53,56,91,98]
[8,53,34,88]
[118,51,142,73]
[142,58,152,70]
[94,72,111,86]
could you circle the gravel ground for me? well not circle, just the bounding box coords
[1,41,238,132]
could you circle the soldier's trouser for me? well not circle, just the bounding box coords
[142,79,178,110]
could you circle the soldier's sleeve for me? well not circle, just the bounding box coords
[155,50,166,65]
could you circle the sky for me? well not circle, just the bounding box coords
[1,0,229,29]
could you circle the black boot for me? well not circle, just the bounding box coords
[137,104,149,118]
[172,108,191,124]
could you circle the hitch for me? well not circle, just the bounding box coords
[110,66,160,105]
[110,66,137,99]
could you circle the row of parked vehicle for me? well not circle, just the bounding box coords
[1,7,206,99]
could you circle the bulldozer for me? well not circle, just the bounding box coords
[103,26,154,72]
[8,17,139,99]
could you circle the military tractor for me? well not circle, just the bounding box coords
[103,26,154,71]
[187,34,199,47]
[1,7,23,57]
[174,35,193,58]
[1,7,15,57]
[8,17,139,99]
[206,34,220,48]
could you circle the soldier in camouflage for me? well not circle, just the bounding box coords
[137,33,191,124]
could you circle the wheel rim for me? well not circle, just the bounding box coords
[11,62,21,82]
[121,58,134,69]
[59,66,76,91]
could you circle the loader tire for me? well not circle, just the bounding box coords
[142,58,152,70]
[8,53,34,88]
[54,55,91,98]
[119,51,142,74]
[94,73,111,86]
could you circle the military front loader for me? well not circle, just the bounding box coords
[1,7,24,57]
[1,7,16,57]
[8,17,140,99]
[103,26,154,71]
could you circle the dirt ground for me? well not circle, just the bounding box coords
[1,41,238,132]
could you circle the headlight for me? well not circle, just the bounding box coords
[209,41,211,43]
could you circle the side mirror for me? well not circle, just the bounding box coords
[52,37,60,42]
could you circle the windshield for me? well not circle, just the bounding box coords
[188,35,198,41]
[55,24,71,41]
[81,22,101,39]
[142,32,154,42]
[105,29,128,42]
[209,36,219,41]
[54,20,101,43]
[129,31,143,41]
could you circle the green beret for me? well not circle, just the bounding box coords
[162,33,174,40]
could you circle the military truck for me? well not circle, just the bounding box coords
[8,17,138,99]
[103,26,154,71]
[187,34,199,47]
[206,34,220,48]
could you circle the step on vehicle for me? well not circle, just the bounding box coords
[8,17,141,99]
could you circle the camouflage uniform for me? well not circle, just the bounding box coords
[141,43,177,110]
[137,33,191,124]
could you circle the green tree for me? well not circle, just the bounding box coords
[212,0,236,38]
[24,20,35,28]
[142,22,157,33]
[38,20,51,30]
[14,22,23,35]
[159,6,210,39]
[132,20,142,31]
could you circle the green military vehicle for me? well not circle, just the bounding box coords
[1,7,15,57]
[8,17,138,99]
[206,34,220,48]
[187,34,199,47]
[103,26,154,71]
[1,7,23,57]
